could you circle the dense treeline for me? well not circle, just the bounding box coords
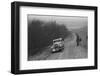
[28,20,70,56]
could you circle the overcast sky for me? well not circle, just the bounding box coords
[28,14,88,29]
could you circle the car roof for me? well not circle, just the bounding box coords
[53,38,62,42]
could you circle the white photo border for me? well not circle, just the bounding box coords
[20,6,95,70]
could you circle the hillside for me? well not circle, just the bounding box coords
[28,20,71,58]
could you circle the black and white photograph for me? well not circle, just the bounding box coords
[28,15,88,61]
[11,1,97,74]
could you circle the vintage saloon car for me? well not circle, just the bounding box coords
[51,38,64,53]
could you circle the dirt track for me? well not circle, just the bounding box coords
[46,33,87,60]
[29,33,87,61]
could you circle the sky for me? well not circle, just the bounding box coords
[28,14,88,29]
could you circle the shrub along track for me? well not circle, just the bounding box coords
[28,32,87,61]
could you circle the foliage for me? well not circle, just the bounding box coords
[28,20,70,56]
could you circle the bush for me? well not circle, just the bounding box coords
[28,20,70,56]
